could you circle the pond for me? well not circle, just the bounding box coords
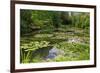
[26,46,65,62]
[20,28,90,63]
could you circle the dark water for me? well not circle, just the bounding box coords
[29,46,52,62]
[29,46,64,62]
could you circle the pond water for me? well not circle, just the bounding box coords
[29,46,65,62]
[21,28,90,63]
[45,47,64,60]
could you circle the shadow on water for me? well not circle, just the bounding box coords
[29,46,53,62]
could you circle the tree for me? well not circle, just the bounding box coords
[20,9,33,35]
[52,11,62,30]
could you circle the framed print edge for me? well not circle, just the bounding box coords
[11,1,15,73]
[10,0,96,73]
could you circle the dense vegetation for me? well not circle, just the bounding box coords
[20,9,90,63]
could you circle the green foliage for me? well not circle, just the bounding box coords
[52,42,90,61]
[20,39,90,63]
[20,10,90,63]
[51,11,62,28]
[20,41,49,63]
[21,41,49,51]
[20,10,90,35]
[71,12,90,29]
[20,10,33,35]
[30,10,56,30]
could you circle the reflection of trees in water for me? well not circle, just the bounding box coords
[29,46,65,62]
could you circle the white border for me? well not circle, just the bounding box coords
[15,4,94,69]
